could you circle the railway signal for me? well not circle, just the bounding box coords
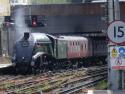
[27,15,45,27]
[31,15,37,27]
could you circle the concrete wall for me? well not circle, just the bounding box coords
[29,15,104,34]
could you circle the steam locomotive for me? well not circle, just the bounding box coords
[11,32,107,72]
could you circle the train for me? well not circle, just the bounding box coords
[11,32,107,73]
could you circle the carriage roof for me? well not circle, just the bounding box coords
[58,36,88,41]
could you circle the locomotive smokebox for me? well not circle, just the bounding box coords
[24,32,30,40]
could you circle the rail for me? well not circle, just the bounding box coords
[0,65,107,94]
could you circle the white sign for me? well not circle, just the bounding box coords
[110,46,125,70]
[11,0,29,5]
[0,0,10,16]
[107,21,125,44]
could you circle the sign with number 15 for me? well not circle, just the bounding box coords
[107,20,125,44]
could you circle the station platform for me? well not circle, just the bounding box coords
[0,63,12,68]
[0,57,12,68]
[87,90,125,94]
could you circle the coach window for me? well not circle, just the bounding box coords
[101,41,104,49]
[76,41,78,45]
[85,44,86,50]
[70,41,72,52]
[99,41,102,49]
[80,44,83,50]
[78,42,79,45]
[70,42,72,46]
[95,41,97,49]
[73,42,75,46]
[76,42,78,51]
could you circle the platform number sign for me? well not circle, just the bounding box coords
[107,21,125,44]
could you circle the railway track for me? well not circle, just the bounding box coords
[58,72,107,94]
[0,65,107,94]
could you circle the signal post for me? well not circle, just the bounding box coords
[107,0,125,90]
[107,20,125,90]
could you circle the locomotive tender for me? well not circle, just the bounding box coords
[12,32,107,72]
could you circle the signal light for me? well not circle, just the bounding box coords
[32,21,37,27]
[31,15,37,27]
[26,15,45,27]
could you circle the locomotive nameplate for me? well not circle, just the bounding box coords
[107,20,125,44]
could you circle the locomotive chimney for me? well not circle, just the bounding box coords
[24,32,30,40]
